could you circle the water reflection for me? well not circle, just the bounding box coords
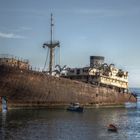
[0,108,140,140]
[1,112,7,140]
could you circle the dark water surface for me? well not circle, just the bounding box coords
[0,107,140,140]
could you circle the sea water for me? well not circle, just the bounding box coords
[130,88,140,109]
[1,108,140,140]
[0,88,140,140]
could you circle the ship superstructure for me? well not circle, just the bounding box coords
[63,56,128,93]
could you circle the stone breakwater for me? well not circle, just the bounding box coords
[0,65,136,108]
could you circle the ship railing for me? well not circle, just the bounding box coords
[0,54,14,58]
[0,54,29,64]
[28,66,44,75]
[0,54,45,74]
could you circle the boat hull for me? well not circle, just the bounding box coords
[67,107,83,112]
[0,65,137,109]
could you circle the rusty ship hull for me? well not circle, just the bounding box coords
[0,64,136,109]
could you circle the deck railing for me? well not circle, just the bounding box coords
[0,54,29,63]
[0,54,45,73]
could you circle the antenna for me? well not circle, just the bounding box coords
[50,13,53,43]
[42,13,60,75]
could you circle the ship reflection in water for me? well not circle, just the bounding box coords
[1,108,140,140]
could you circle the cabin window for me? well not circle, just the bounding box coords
[77,69,80,75]
[70,70,74,73]
[83,69,88,73]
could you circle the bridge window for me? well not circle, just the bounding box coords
[77,69,80,75]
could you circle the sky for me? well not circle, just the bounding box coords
[0,0,140,87]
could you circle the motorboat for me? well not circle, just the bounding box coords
[67,103,83,112]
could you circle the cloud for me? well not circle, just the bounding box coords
[73,9,124,17]
[69,7,140,17]
[0,32,25,39]
[20,26,32,31]
[11,26,32,32]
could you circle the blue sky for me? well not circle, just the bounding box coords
[0,0,140,87]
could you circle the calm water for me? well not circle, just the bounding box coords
[0,107,140,140]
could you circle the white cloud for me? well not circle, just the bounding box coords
[70,7,140,17]
[11,26,32,32]
[73,9,124,17]
[20,26,32,31]
[0,32,25,39]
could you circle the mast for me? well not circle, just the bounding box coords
[42,13,60,75]
[50,13,53,43]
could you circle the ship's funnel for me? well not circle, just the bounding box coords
[90,56,104,67]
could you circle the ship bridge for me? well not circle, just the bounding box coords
[63,56,128,92]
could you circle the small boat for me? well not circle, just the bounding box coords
[67,103,84,112]
[108,124,117,132]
